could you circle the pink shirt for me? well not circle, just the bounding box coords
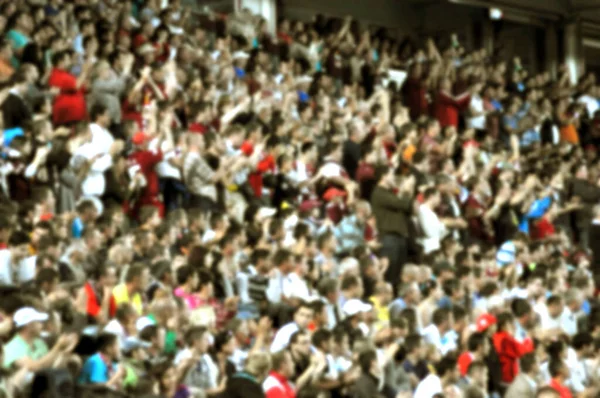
[174,287,202,310]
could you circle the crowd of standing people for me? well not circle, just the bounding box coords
[0,0,599,397]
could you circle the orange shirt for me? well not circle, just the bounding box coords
[560,124,579,144]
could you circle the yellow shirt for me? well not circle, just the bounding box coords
[369,296,390,331]
[113,284,143,315]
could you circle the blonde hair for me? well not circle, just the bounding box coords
[244,352,272,382]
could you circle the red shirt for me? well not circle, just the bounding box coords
[531,216,556,240]
[434,91,470,128]
[264,371,296,398]
[549,379,573,398]
[457,351,474,377]
[48,68,87,125]
[129,149,164,216]
[243,141,275,197]
[403,77,428,120]
[493,331,533,383]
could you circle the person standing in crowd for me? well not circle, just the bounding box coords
[371,166,414,290]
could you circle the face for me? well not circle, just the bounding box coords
[280,351,295,378]
[294,307,313,329]
[293,334,311,356]
[101,267,118,288]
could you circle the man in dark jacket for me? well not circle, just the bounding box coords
[1,71,32,129]
[570,163,600,250]
[220,352,271,398]
[370,166,414,289]
[589,205,600,285]
[352,350,386,398]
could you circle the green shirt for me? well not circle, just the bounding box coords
[147,313,177,355]
[3,334,48,369]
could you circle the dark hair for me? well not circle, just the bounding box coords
[520,353,537,373]
[36,268,59,285]
[311,329,332,349]
[176,265,196,286]
[213,330,234,353]
[340,275,360,291]
[358,349,377,373]
[273,249,292,267]
[511,298,532,318]
[125,265,144,283]
[90,103,108,122]
[97,332,118,353]
[546,295,562,307]
[317,278,338,297]
[289,330,307,346]
[548,358,564,378]
[496,312,514,330]
[432,308,450,327]
[573,332,594,351]
[435,355,458,377]
[140,325,159,342]
[404,334,422,354]
[185,326,208,346]
[115,304,136,322]
[467,332,486,352]
[197,269,213,289]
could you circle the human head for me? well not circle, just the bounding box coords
[293,301,313,329]
[312,328,333,353]
[289,330,311,356]
[245,352,272,382]
[97,332,120,360]
[467,361,488,388]
[125,264,146,293]
[271,350,294,379]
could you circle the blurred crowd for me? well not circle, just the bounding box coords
[0,0,600,398]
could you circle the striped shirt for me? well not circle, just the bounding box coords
[182,152,215,197]
[248,272,269,304]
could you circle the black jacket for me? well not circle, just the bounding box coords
[220,372,265,398]
[1,92,31,129]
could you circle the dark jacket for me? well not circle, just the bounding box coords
[1,92,31,129]
[371,186,412,237]
[570,178,600,227]
[352,373,385,398]
[220,372,265,398]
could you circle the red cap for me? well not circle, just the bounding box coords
[476,313,497,332]
[132,132,149,145]
[323,187,347,202]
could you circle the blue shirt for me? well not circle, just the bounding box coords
[72,217,84,239]
[79,353,112,384]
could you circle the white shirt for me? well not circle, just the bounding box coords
[270,322,299,353]
[89,123,114,155]
[285,272,311,301]
[561,307,578,336]
[18,256,36,283]
[414,373,443,398]
[418,204,448,254]
[468,94,486,130]
[0,250,12,285]
[319,162,343,179]
[578,94,599,117]
[421,324,443,352]
[74,143,112,196]
[266,269,294,304]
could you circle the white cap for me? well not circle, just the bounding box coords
[295,75,313,85]
[257,207,277,220]
[13,307,48,328]
[136,316,156,332]
[342,299,372,317]
[232,51,250,60]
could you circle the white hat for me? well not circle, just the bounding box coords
[257,207,277,220]
[136,316,156,332]
[295,75,313,85]
[232,51,250,60]
[13,307,48,328]
[342,299,372,317]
